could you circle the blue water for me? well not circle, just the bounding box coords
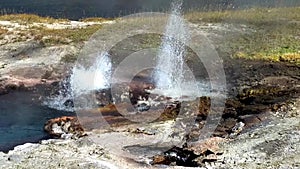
[0,90,74,152]
[0,0,299,20]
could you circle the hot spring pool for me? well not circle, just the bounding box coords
[0,90,74,152]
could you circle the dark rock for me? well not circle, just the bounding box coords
[222,118,237,130]
[95,88,112,106]
[225,99,242,109]
[5,83,19,91]
[222,107,238,118]
[201,154,218,163]
[152,137,224,167]
[238,104,269,115]
[152,147,198,167]
[63,99,74,107]
[135,102,151,112]
[197,96,211,120]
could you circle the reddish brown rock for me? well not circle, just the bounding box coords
[187,137,224,156]
[44,116,85,138]
[152,155,169,165]
[239,111,270,128]
[198,96,211,119]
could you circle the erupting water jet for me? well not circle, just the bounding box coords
[44,52,112,111]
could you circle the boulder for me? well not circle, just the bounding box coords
[44,116,85,139]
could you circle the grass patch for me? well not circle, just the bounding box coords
[185,7,300,26]
[32,24,103,45]
[186,7,300,65]
[0,14,68,24]
[229,21,300,64]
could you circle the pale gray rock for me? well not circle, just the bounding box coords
[215,99,300,169]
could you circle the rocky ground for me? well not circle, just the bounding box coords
[0,13,299,169]
[0,99,298,169]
